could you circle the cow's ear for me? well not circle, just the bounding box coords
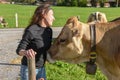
[72,17,79,28]
[66,16,78,25]
[77,16,80,21]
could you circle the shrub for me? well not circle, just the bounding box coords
[78,0,87,7]
[71,0,78,6]
[56,0,64,6]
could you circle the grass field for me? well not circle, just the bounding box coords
[0,4,120,28]
[46,61,107,80]
[1,4,119,80]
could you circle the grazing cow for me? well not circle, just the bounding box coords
[87,12,108,24]
[47,16,120,80]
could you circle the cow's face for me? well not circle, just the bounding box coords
[48,17,91,63]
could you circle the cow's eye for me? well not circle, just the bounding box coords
[60,39,66,43]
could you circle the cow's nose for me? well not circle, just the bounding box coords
[47,49,56,57]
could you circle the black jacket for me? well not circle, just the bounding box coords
[16,24,52,68]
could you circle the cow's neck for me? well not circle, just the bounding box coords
[82,21,120,59]
[81,21,120,79]
[92,22,120,79]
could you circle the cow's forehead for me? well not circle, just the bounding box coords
[65,20,82,29]
[66,16,78,23]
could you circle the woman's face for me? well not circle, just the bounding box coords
[44,9,55,26]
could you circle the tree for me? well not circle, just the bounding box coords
[78,0,87,7]
[64,0,71,6]
[29,0,35,3]
[56,0,64,6]
[21,0,35,4]
[90,0,97,7]
[71,0,78,6]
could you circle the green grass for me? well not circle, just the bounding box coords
[53,6,120,26]
[0,4,36,28]
[46,61,107,80]
[0,4,120,28]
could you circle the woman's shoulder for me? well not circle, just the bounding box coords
[27,24,40,31]
[24,24,40,35]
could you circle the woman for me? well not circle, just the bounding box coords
[16,4,55,80]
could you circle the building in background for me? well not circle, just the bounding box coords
[0,0,119,7]
[87,0,120,7]
[0,0,10,4]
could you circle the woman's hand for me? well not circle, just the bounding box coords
[19,49,36,59]
[25,49,37,59]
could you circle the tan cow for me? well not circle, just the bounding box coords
[87,12,108,24]
[47,16,120,80]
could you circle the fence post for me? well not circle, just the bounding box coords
[116,0,119,7]
[15,13,18,27]
[27,57,36,80]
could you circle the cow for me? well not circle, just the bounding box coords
[87,12,120,23]
[87,12,108,24]
[47,16,120,80]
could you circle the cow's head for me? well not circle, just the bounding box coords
[87,12,107,24]
[47,16,91,63]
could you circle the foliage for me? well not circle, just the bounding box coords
[12,0,36,4]
[62,0,71,6]
[103,0,109,2]
[71,0,78,6]
[56,0,87,7]
[78,0,87,7]
[56,0,64,6]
